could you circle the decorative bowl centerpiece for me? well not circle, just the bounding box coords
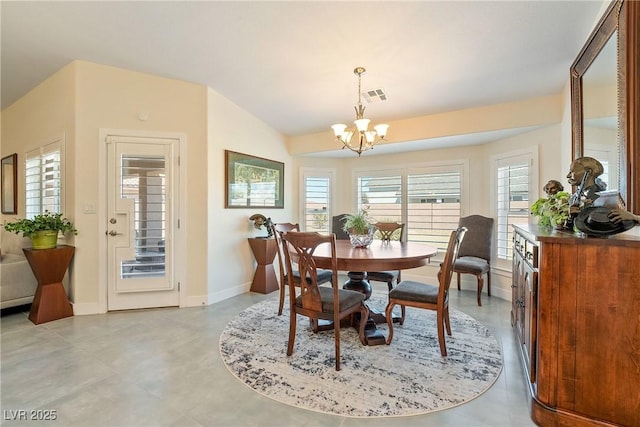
[342,209,374,248]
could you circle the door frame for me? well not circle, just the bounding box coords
[98,129,187,313]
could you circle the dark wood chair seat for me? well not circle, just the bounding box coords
[367,222,405,291]
[385,227,467,356]
[282,231,369,371]
[271,222,333,315]
[453,215,493,306]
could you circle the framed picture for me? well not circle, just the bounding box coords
[225,150,284,208]
[1,153,18,214]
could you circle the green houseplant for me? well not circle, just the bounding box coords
[4,211,77,249]
[530,191,571,229]
[342,209,374,248]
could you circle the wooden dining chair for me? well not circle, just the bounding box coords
[271,222,333,316]
[384,227,467,356]
[331,214,350,240]
[366,222,405,291]
[453,215,493,306]
[281,231,369,371]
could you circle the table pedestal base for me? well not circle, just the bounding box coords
[343,271,390,346]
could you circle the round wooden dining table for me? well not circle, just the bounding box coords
[311,239,438,345]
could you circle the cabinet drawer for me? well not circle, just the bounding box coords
[514,230,538,268]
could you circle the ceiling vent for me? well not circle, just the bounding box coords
[362,88,388,103]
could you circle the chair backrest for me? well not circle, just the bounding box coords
[439,227,467,298]
[281,231,338,312]
[457,215,494,261]
[374,222,405,242]
[271,222,300,283]
[331,214,350,240]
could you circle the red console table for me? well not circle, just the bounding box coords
[247,238,279,294]
[23,245,75,324]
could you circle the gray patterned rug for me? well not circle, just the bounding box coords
[219,295,503,418]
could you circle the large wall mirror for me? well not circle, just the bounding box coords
[571,0,639,212]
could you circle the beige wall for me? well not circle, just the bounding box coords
[292,93,571,300]
[1,57,577,312]
[2,61,211,313]
[72,61,210,312]
[288,94,562,157]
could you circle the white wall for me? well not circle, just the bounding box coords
[206,89,293,303]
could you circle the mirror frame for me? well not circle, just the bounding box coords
[571,0,639,212]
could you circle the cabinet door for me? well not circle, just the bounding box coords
[522,261,537,382]
[511,252,525,338]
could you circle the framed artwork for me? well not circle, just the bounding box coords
[225,150,284,208]
[1,153,18,214]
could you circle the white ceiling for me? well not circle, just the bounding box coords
[1,1,605,154]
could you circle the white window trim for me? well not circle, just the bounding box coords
[490,146,539,269]
[299,167,336,232]
[24,133,66,217]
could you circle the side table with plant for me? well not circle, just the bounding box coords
[3,211,78,249]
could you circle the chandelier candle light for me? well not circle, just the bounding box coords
[332,67,389,156]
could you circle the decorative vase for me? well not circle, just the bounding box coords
[348,229,374,248]
[31,230,58,249]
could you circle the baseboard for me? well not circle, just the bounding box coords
[71,301,104,315]
[181,282,253,307]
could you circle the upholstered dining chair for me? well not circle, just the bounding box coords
[331,214,350,240]
[384,227,467,356]
[452,215,494,306]
[271,222,333,316]
[366,222,405,291]
[281,231,369,371]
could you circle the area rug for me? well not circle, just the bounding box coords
[219,295,503,418]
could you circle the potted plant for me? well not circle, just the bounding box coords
[530,191,571,229]
[342,209,374,248]
[3,211,77,249]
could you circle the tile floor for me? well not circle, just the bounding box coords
[1,283,536,427]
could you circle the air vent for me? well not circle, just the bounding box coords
[362,88,388,103]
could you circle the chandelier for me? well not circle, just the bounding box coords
[331,67,389,156]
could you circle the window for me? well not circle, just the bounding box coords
[25,138,64,218]
[494,149,536,261]
[355,163,465,252]
[407,169,461,249]
[358,174,402,221]
[301,169,333,233]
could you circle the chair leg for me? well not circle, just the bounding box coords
[477,276,484,306]
[487,269,491,296]
[384,302,395,345]
[444,305,452,336]
[278,282,285,315]
[334,318,341,371]
[436,309,447,357]
[358,305,369,346]
[287,311,297,356]
[456,272,461,290]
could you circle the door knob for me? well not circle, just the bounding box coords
[108,230,122,236]
[109,218,117,224]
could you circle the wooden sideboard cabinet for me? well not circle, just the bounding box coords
[512,224,640,427]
